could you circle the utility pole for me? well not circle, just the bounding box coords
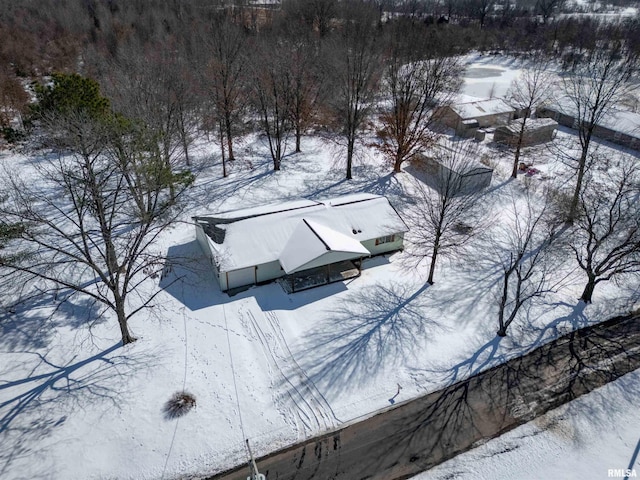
[246,439,265,480]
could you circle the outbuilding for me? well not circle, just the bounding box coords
[413,148,493,195]
[193,193,408,293]
[436,99,516,136]
[537,105,640,150]
[494,118,558,147]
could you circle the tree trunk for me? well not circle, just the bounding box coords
[295,124,301,153]
[427,237,441,285]
[219,119,227,178]
[511,117,528,178]
[568,129,593,223]
[568,148,588,223]
[580,278,596,303]
[346,139,354,180]
[115,298,136,345]
[393,150,403,173]
[225,113,235,161]
[497,270,510,336]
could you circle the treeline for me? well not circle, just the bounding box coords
[1,0,639,169]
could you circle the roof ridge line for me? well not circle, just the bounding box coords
[302,219,330,251]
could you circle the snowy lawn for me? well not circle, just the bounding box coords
[1,55,639,480]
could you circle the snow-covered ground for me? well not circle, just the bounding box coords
[412,368,640,480]
[1,55,639,480]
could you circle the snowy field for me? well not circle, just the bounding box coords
[412,368,640,480]
[1,54,639,480]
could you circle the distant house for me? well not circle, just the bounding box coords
[193,193,408,293]
[436,99,516,137]
[537,105,640,150]
[494,118,558,147]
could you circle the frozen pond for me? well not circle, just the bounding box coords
[463,66,507,79]
[460,58,524,100]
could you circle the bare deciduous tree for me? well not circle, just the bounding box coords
[251,38,293,171]
[288,41,323,153]
[331,3,382,180]
[493,191,559,336]
[404,141,486,285]
[570,161,640,303]
[466,0,496,28]
[204,16,249,164]
[379,27,462,173]
[505,55,553,178]
[559,39,638,222]
[536,0,566,23]
[102,42,198,202]
[1,92,192,346]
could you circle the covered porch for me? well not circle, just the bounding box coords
[279,259,362,293]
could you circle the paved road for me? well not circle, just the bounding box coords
[208,313,640,480]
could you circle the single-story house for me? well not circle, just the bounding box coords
[536,105,640,150]
[436,99,517,137]
[494,118,558,147]
[193,193,408,293]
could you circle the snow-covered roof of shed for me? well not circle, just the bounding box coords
[496,117,558,135]
[195,193,408,271]
[450,98,515,120]
[429,144,494,174]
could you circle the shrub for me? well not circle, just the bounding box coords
[163,391,196,419]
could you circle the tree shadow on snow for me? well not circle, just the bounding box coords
[0,342,151,478]
[293,282,447,397]
[0,284,106,354]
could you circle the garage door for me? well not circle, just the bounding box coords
[226,267,256,290]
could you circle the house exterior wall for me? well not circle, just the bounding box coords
[362,233,405,256]
[195,224,214,261]
[256,260,283,283]
[196,223,226,290]
[436,106,460,129]
[461,170,492,193]
[438,106,515,134]
[477,112,513,127]
[226,266,257,290]
[216,237,405,292]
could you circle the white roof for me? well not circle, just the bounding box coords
[196,194,407,271]
[450,99,515,120]
[497,117,558,135]
[279,219,369,274]
[543,103,640,139]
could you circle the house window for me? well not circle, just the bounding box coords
[375,234,395,246]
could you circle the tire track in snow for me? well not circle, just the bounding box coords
[240,307,338,438]
[264,311,340,429]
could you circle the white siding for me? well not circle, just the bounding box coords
[195,224,214,260]
[196,223,226,290]
[256,261,284,283]
[362,233,405,256]
[226,267,256,290]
